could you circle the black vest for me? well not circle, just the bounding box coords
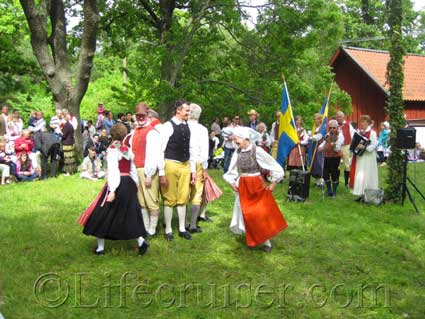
[164,120,190,162]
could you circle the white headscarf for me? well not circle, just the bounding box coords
[233,126,262,144]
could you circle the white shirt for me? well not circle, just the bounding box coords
[318,132,345,152]
[145,124,164,177]
[188,120,209,171]
[159,116,196,173]
[269,121,279,143]
[223,144,284,184]
[106,146,138,193]
[32,118,46,132]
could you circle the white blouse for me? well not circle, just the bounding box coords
[223,144,284,184]
[106,146,138,193]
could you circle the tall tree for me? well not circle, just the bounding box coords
[385,0,405,202]
[19,0,99,151]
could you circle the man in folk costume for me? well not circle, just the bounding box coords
[123,103,162,237]
[269,110,282,159]
[318,120,344,198]
[336,111,355,188]
[187,103,210,233]
[223,127,288,253]
[350,115,379,200]
[159,99,195,241]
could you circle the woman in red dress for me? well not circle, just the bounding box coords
[223,127,288,252]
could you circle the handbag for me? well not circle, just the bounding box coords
[363,189,384,205]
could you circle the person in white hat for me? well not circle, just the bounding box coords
[223,127,288,252]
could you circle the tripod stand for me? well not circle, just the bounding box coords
[401,150,425,213]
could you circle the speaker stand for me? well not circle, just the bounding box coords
[401,150,425,214]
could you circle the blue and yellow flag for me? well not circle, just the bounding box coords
[307,93,330,169]
[276,81,299,166]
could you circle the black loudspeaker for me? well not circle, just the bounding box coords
[396,128,416,149]
[288,170,310,202]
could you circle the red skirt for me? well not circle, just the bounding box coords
[239,175,288,247]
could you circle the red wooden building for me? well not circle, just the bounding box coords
[330,46,425,128]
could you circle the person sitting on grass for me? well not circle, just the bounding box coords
[16,151,39,182]
[80,147,105,180]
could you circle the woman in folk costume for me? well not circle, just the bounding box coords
[309,113,325,186]
[79,123,149,256]
[349,115,379,199]
[223,127,288,253]
[287,115,308,171]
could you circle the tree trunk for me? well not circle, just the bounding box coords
[20,0,99,154]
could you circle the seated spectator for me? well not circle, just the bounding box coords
[16,151,39,182]
[31,111,46,133]
[28,111,37,128]
[103,111,115,135]
[0,140,17,179]
[15,129,35,157]
[99,128,111,151]
[80,147,105,180]
[84,134,106,159]
[87,120,96,140]
[0,143,11,184]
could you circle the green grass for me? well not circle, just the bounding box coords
[1,164,425,319]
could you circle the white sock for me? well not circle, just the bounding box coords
[96,238,105,252]
[149,214,159,235]
[177,205,187,233]
[264,240,271,247]
[141,208,150,232]
[199,205,207,219]
[164,206,173,234]
[136,236,145,247]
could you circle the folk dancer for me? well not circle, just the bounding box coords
[223,127,288,253]
[187,103,210,232]
[159,100,195,241]
[123,103,162,238]
[80,123,149,255]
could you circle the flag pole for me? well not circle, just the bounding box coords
[309,84,333,173]
[282,74,305,171]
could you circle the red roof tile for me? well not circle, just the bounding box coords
[331,47,425,101]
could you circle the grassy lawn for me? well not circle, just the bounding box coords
[1,163,425,318]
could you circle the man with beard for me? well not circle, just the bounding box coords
[159,99,196,241]
[123,103,162,237]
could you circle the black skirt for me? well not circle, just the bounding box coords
[83,176,147,240]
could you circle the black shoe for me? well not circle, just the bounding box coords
[165,232,174,241]
[94,249,105,255]
[262,245,272,253]
[178,231,192,240]
[197,216,213,223]
[146,233,156,239]
[138,241,149,256]
[188,226,202,233]
[354,196,363,202]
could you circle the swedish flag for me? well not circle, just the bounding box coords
[307,95,330,168]
[276,81,299,166]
